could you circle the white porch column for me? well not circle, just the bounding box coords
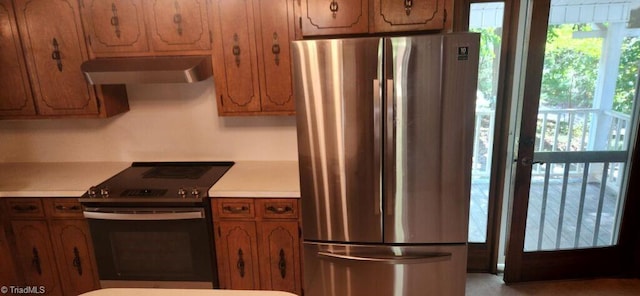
[588,22,626,152]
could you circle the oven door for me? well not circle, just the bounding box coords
[83,207,216,288]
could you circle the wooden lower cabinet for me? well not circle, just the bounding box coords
[3,198,99,296]
[213,198,302,295]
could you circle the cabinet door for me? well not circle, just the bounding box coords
[0,0,35,117]
[0,223,18,285]
[258,221,301,295]
[13,0,98,116]
[49,220,99,295]
[11,220,62,295]
[215,221,260,290]
[80,0,149,56]
[211,0,262,114]
[254,0,295,113]
[144,0,211,52]
[300,0,368,36]
[371,0,446,33]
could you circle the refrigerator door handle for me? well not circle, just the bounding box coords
[373,79,382,215]
[385,78,395,216]
[317,251,452,265]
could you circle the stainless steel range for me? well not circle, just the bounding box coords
[79,161,233,289]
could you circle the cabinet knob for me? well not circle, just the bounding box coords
[329,1,339,18]
[404,0,413,16]
[32,248,42,275]
[51,38,63,72]
[72,247,83,275]
[110,3,121,38]
[236,248,245,278]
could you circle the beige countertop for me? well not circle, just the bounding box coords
[0,161,300,199]
[80,288,297,296]
[209,161,300,198]
[0,162,130,197]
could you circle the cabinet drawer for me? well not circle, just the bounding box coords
[44,198,84,218]
[257,199,298,219]
[214,199,255,219]
[5,198,44,218]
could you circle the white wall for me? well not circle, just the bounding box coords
[0,78,299,162]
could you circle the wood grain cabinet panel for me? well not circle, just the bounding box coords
[0,0,129,119]
[11,220,62,295]
[212,198,302,294]
[0,0,35,117]
[4,198,100,296]
[211,0,295,115]
[300,0,369,36]
[49,220,99,296]
[258,221,301,294]
[144,0,212,51]
[80,0,149,55]
[215,221,261,290]
[298,0,451,36]
[14,0,99,116]
[371,0,446,32]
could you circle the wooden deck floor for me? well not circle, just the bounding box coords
[468,180,621,251]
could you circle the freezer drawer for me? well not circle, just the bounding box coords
[303,242,467,296]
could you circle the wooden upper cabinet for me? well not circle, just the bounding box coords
[255,0,295,112]
[0,0,35,117]
[299,0,451,36]
[13,0,99,116]
[371,0,446,32]
[144,0,212,51]
[211,0,261,113]
[212,0,295,115]
[80,0,149,55]
[300,0,368,36]
[81,0,211,56]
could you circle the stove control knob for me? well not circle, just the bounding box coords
[191,188,201,198]
[87,186,98,198]
[178,188,187,198]
[100,187,110,198]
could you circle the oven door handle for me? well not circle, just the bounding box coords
[83,211,204,221]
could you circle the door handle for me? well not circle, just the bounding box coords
[520,157,545,166]
[317,251,451,264]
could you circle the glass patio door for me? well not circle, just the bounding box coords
[505,0,640,282]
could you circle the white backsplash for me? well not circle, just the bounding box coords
[0,78,299,162]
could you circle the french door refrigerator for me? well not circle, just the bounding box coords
[292,33,480,296]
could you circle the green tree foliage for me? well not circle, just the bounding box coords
[541,24,601,109]
[472,27,502,107]
[540,24,637,113]
[615,37,639,114]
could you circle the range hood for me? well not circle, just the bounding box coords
[81,56,212,85]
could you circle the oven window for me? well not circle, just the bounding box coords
[87,217,214,282]
[111,232,194,277]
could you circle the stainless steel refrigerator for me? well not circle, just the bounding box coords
[292,33,480,296]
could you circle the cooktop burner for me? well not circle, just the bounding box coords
[80,161,234,203]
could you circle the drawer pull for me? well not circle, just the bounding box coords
[12,205,38,212]
[223,205,249,214]
[55,205,81,212]
[266,205,292,214]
